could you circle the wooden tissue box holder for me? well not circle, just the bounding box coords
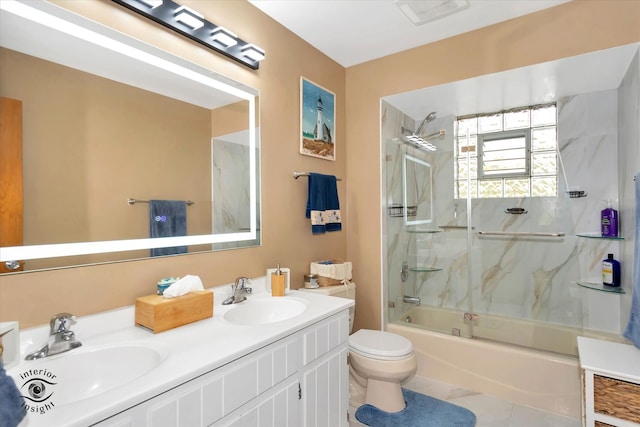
[135,290,213,333]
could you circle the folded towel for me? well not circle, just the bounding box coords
[305,173,342,234]
[0,362,26,427]
[149,200,188,257]
[623,172,640,348]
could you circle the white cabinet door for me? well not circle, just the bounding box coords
[300,310,350,427]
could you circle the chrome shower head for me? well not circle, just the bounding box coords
[415,111,437,134]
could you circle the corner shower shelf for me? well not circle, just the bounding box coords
[576,233,624,240]
[409,266,442,272]
[577,281,625,294]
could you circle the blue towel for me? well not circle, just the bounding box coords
[149,200,188,257]
[0,362,26,427]
[623,172,640,348]
[305,173,342,234]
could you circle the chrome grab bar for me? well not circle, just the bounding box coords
[477,231,565,238]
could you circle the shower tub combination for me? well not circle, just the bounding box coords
[381,100,629,419]
[388,305,620,418]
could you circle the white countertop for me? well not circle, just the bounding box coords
[577,336,640,383]
[10,277,354,427]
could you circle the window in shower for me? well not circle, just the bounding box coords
[455,103,557,198]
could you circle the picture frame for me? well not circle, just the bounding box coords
[300,77,336,161]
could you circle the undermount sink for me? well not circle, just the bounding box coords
[223,296,309,325]
[11,343,167,407]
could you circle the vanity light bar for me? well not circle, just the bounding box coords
[174,5,204,30]
[211,26,238,48]
[135,0,162,9]
[112,0,265,70]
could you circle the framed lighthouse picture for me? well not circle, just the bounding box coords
[300,77,336,161]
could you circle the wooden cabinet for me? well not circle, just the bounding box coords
[95,310,350,427]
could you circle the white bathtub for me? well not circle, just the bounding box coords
[388,306,590,418]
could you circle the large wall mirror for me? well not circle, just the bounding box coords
[0,0,260,272]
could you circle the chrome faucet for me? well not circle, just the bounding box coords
[222,277,252,305]
[403,295,421,305]
[25,313,82,360]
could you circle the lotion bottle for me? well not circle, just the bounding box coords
[271,264,285,297]
[601,200,619,237]
[602,254,621,287]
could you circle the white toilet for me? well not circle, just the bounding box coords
[299,283,417,413]
[348,329,416,412]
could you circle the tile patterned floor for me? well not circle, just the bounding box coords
[349,375,582,427]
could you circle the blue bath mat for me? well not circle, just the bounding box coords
[355,388,476,427]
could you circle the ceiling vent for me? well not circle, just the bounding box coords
[395,0,470,25]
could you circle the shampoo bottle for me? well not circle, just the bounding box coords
[601,200,618,237]
[602,254,621,287]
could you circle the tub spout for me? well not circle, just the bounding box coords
[403,295,421,305]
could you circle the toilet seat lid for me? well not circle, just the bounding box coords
[349,329,413,359]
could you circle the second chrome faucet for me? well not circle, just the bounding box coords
[222,277,252,305]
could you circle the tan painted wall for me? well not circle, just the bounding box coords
[1,0,639,332]
[346,0,640,331]
[0,0,346,328]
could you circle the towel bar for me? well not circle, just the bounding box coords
[128,198,194,206]
[478,231,565,237]
[293,171,342,181]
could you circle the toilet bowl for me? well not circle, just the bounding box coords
[348,329,417,413]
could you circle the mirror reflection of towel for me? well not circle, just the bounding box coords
[149,200,187,257]
[305,173,342,234]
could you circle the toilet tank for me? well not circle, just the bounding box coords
[299,282,356,333]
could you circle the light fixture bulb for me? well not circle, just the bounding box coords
[241,44,265,62]
[136,0,162,8]
[211,26,238,47]
[174,5,204,30]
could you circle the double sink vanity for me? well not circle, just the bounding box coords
[9,277,353,427]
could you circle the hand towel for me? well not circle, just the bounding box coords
[149,200,188,257]
[305,173,342,234]
[623,172,640,348]
[0,362,26,427]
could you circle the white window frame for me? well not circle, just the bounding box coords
[477,129,531,179]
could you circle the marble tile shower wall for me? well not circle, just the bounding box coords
[383,87,626,334]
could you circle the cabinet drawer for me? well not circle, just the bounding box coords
[594,422,616,427]
[594,374,640,423]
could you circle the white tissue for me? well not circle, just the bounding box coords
[162,274,204,298]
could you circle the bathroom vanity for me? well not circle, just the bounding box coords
[10,280,352,427]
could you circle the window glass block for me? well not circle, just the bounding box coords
[457,118,477,137]
[532,176,557,197]
[504,109,530,130]
[531,105,556,126]
[532,127,556,150]
[532,152,557,175]
[456,135,477,155]
[478,114,502,133]
[504,178,530,197]
[478,179,502,198]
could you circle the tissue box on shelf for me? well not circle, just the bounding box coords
[310,260,352,287]
[135,291,213,333]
